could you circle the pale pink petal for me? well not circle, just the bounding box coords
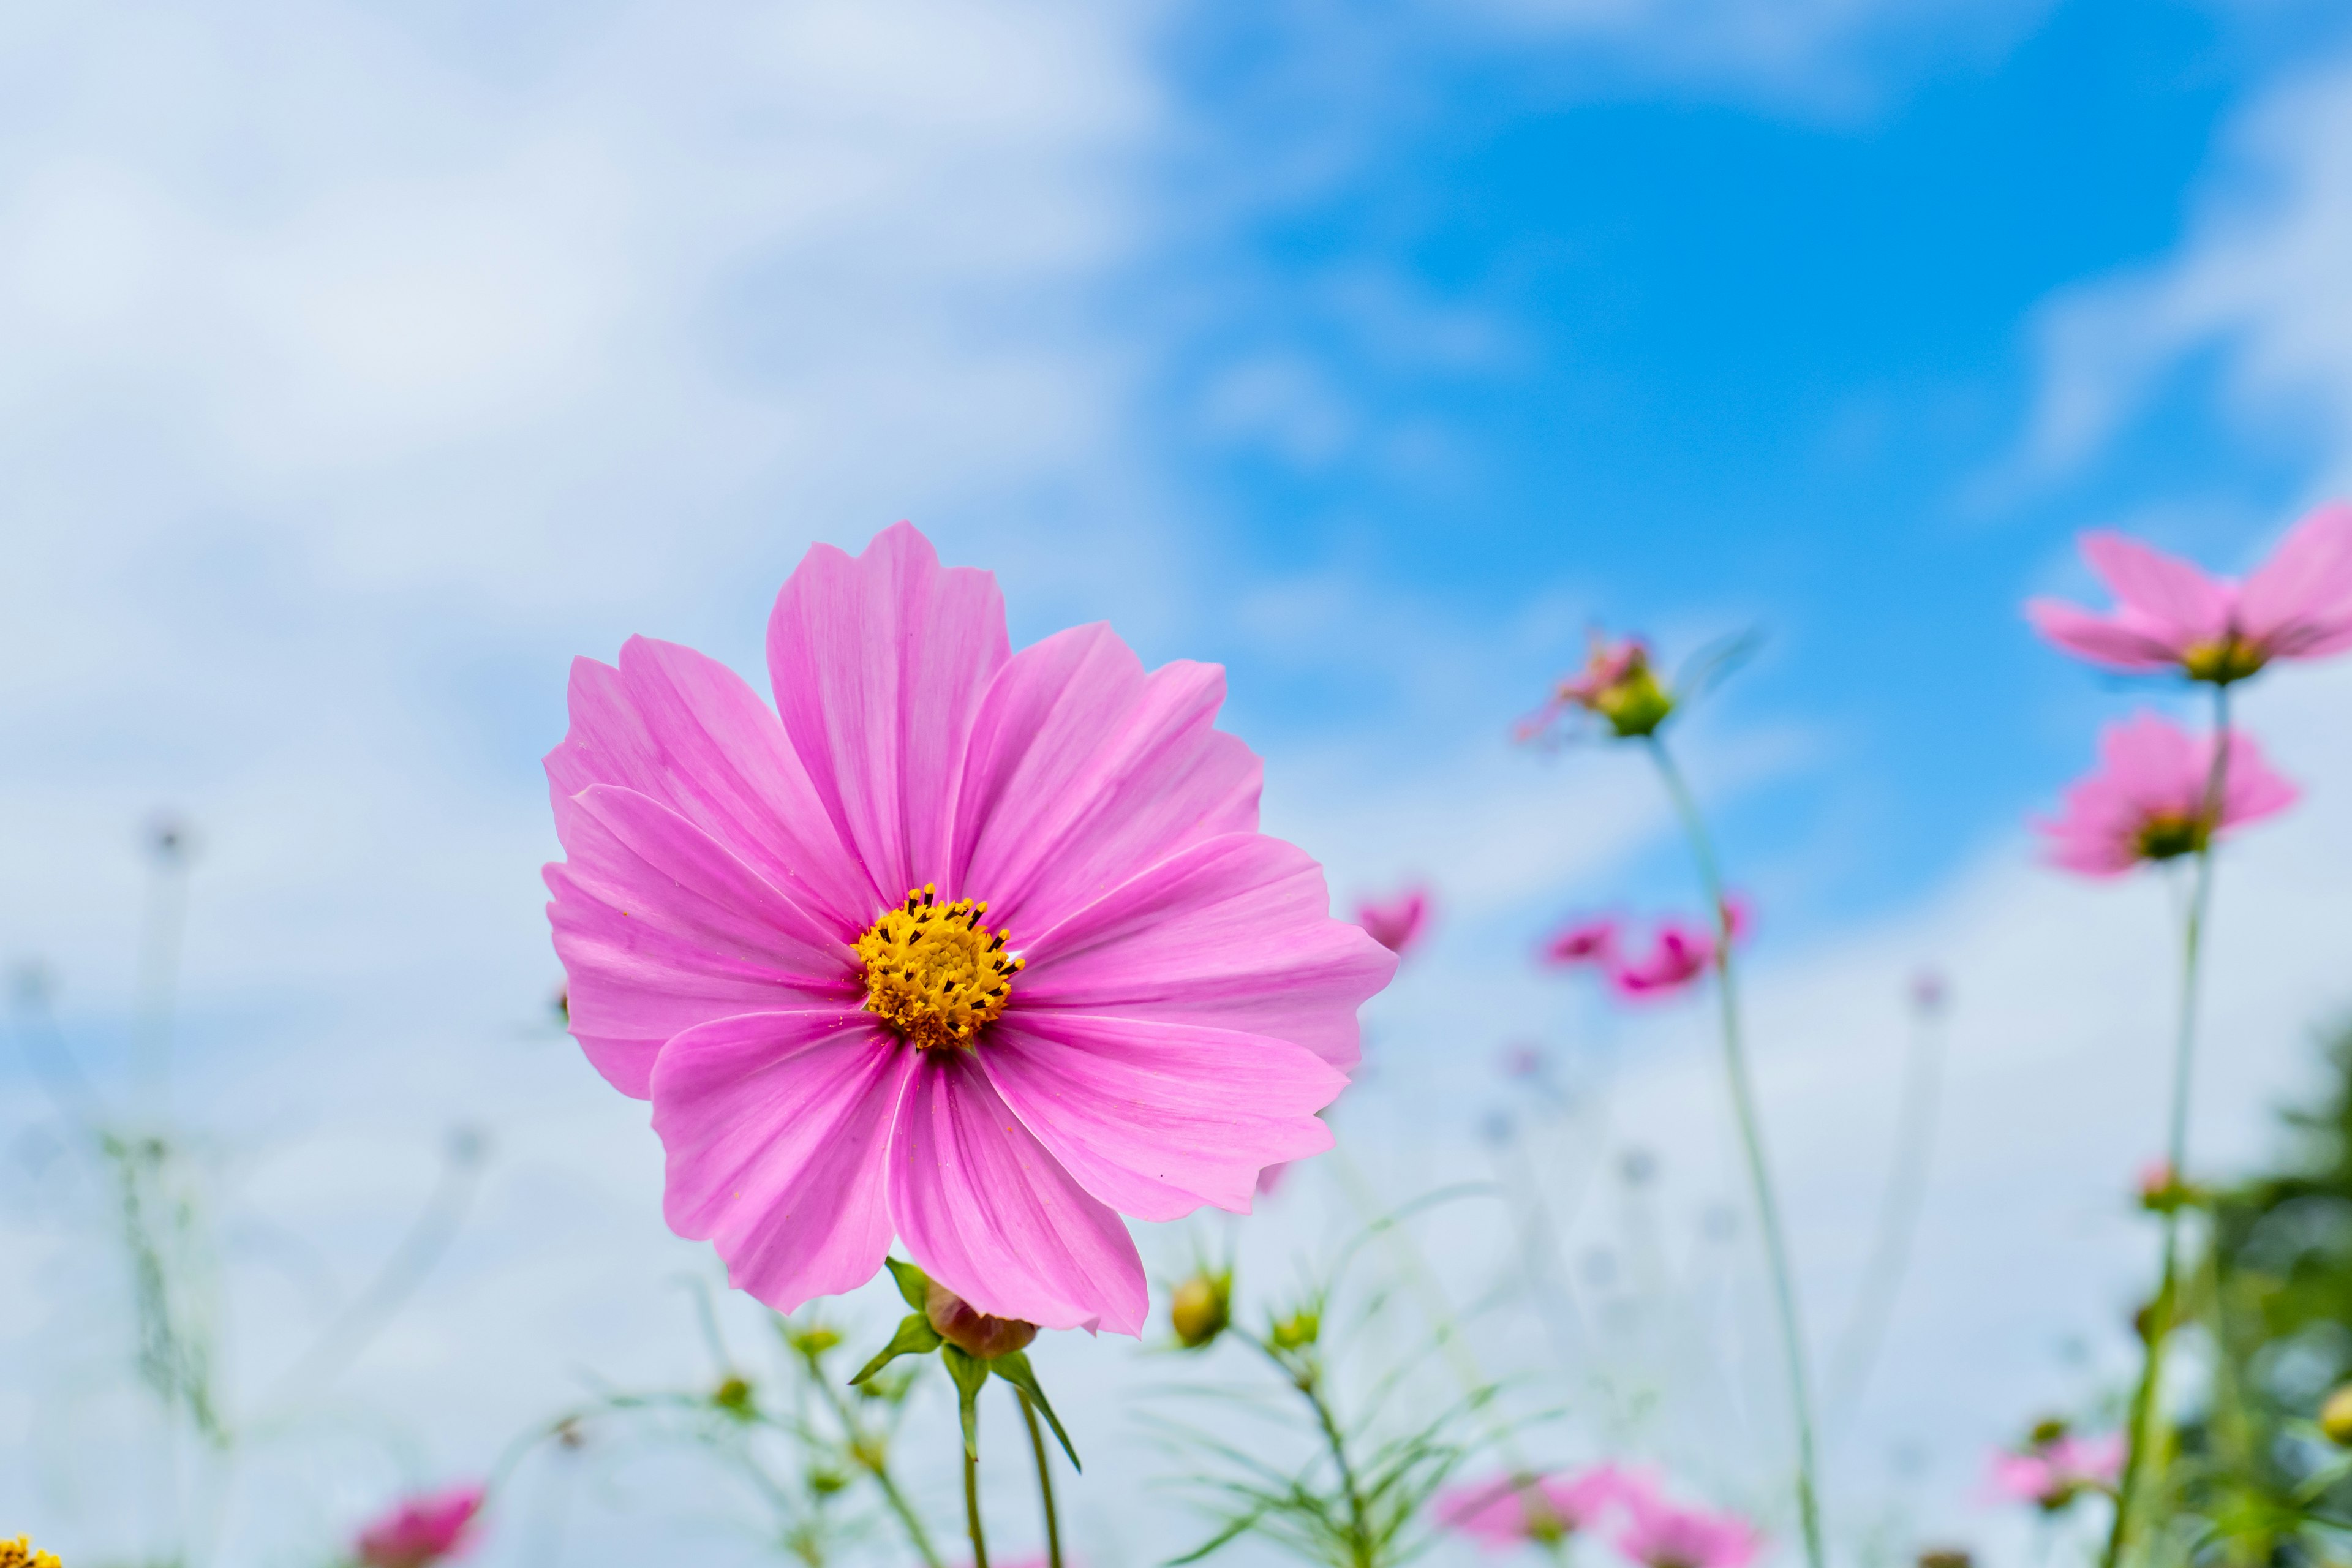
[981,1012,1343,1221]
[546,639,875,935]
[546,785,859,1097]
[2217,732,2300,824]
[887,1052,1147,1334]
[2024,598,2181,671]
[952,623,1260,933]
[2239,502,2352,646]
[2081,531,2234,644]
[2099,713,2204,818]
[1016,833,1396,1073]
[649,1011,913,1313]
[766,522,1010,910]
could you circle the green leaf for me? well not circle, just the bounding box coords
[883,1256,933,1313]
[942,1344,991,1461]
[850,1312,941,1386]
[991,1349,1081,1472]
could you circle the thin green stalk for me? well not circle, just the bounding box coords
[2103,682,2233,1568]
[1643,735,1826,1568]
[965,1437,989,1568]
[1019,1391,1064,1568]
[805,1370,943,1568]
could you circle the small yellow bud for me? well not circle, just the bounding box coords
[1270,1308,1320,1352]
[2320,1384,2352,1446]
[1170,1272,1232,1350]
[712,1376,755,1417]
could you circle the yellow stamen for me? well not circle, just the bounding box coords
[1,1536,62,1568]
[856,886,1022,1051]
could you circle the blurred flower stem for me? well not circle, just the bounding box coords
[1020,1390,1064,1568]
[964,1435,990,1568]
[2104,682,2233,1568]
[1642,734,1826,1568]
[796,1352,942,1568]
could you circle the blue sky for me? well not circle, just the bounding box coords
[6,0,2352,1563]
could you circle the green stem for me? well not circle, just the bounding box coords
[2102,681,2233,1568]
[1019,1392,1064,1568]
[1644,735,1826,1568]
[805,1371,942,1568]
[965,1434,989,1568]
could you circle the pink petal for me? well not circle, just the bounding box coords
[888,1052,1147,1333]
[981,1012,1343,1221]
[1016,833,1396,1074]
[765,522,1010,909]
[2080,531,2233,645]
[2239,502,2352,647]
[951,623,1260,934]
[650,1011,913,1313]
[546,639,876,935]
[546,785,859,1097]
[2023,599,2181,671]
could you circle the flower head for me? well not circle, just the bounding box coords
[354,1484,484,1568]
[1545,900,1747,1001]
[1169,1267,1232,1349]
[2027,504,2352,683]
[1521,632,1676,743]
[1354,886,1431,957]
[0,1537,61,1568]
[1436,1465,1632,1547]
[1985,1430,2122,1512]
[1615,1488,1762,1568]
[544,524,1393,1333]
[2035,714,2297,877]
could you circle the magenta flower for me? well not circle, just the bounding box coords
[1436,1465,1632,1547]
[1519,632,1676,743]
[2035,714,2297,876]
[544,525,1392,1334]
[2026,503,2352,682]
[353,1483,484,1568]
[1986,1432,2123,1512]
[1545,900,1746,1001]
[1615,1488,1762,1568]
[1355,886,1431,956]
[1543,914,1620,967]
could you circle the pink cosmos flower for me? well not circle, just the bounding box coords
[354,1483,484,1568]
[1436,1464,1632,1547]
[1545,900,1747,1001]
[1519,633,1676,743]
[2035,714,2297,876]
[2026,503,2352,682]
[1986,1432,2122,1512]
[1543,915,1621,967]
[1355,886,1431,956]
[544,525,1392,1335]
[1615,1488,1762,1568]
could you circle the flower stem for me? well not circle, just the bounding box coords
[1019,1390,1063,1568]
[2101,681,2232,1568]
[964,1437,989,1568]
[804,1370,943,1568]
[1643,735,1826,1568]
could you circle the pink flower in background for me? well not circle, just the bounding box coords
[354,1483,484,1568]
[1615,1488,1762,1568]
[1543,914,1621,967]
[2026,503,2352,683]
[1519,632,1676,742]
[1437,1464,1632,1547]
[1355,886,1431,956]
[2035,714,2297,876]
[545,524,1394,1334]
[1986,1432,2123,1512]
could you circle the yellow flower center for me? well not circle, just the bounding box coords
[1,1536,62,1568]
[2181,633,2267,685]
[856,884,1022,1051]
[2135,812,2211,863]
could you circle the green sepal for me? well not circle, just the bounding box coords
[883,1256,933,1313]
[942,1343,991,1460]
[850,1311,941,1386]
[990,1349,1080,1472]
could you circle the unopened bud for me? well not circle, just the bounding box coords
[786,1322,842,1360]
[1918,1550,1972,1568]
[1170,1272,1232,1350]
[1270,1308,1319,1352]
[807,1466,850,1497]
[712,1375,755,1417]
[2321,1384,2352,1446]
[2028,1417,2068,1448]
[924,1281,1038,1359]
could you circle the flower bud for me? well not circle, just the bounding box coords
[1917,1551,1972,1568]
[1170,1271,1232,1350]
[1564,636,1673,739]
[1270,1308,1320,1351]
[712,1375,755,1418]
[2321,1384,2352,1446]
[924,1280,1038,1359]
[786,1322,842,1360]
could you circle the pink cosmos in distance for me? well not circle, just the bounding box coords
[2026,503,2352,682]
[1986,1432,2123,1512]
[1545,899,1749,1001]
[354,1483,484,1568]
[2035,713,2297,877]
[1436,1464,1632,1547]
[544,525,1393,1335]
[1354,885,1431,956]
[1615,1488,1762,1568]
